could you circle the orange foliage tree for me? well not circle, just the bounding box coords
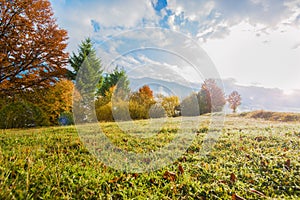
[129,85,155,119]
[0,0,69,96]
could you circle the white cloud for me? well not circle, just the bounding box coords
[164,0,300,42]
[202,22,300,91]
[50,0,300,91]
[291,42,300,49]
[50,0,159,53]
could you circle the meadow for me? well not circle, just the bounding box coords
[0,115,299,199]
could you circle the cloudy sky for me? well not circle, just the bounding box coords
[50,0,300,93]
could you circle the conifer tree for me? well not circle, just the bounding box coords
[71,38,103,123]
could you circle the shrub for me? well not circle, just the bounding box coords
[129,101,149,120]
[161,96,179,117]
[149,103,166,118]
[181,93,200,116]
[240,110,300,122]
[111,101,131,121]
[96,102,113,122]
[0,101,49,129]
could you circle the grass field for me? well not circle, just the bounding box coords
[0,115,300,199]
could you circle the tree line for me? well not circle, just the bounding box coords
[0,0,241,128]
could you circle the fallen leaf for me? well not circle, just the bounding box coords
[132,173,139,178]
[232,194,246,200]
[230,173,237,183]
[108,177,120,183]
[163,171,177,181]
[249,188,265,197]
[254,136,265,142]
[178,164,184,174]
[180,156,187,162]
[150,178,155,184]
[261,160,268,167]
[249,179,255,184]
[285,159,291,169]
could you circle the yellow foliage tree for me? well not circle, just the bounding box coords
[22,79,74,124]
[161,96,180,117]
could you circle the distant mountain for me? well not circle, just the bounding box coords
[129,77,198,99]
[128,77,300,113]
[222,79,300,113]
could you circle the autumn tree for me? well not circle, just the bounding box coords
[19,79,74,124]
[37,79,74,124]
[161,95,180,117]
[131,85,155,105]
[227,91,241,113]
[0,0,69,96]
[129,85,156,119]
[200,79,226,113]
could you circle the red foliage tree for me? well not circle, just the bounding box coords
[201,79,226,112]
[227,91,242,113]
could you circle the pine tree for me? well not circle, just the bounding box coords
[71,38,103,123]
[98,67,130,99]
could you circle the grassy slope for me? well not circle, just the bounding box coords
[0,116,299,199]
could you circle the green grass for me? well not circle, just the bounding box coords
[0,116,300,199]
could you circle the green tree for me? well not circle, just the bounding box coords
[98,67,130,98]
[197,88,212,114]
[71,38,103,123]
[227,91,241,113]
[181,93,200,116]
[0,101,49,129]
[68,38,102,80]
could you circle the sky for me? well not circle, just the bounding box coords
[50,0,300,93]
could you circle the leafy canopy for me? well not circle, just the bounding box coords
[0,0,69,96]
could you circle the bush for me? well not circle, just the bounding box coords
[111,101,131,121]
[149,103,166,118]
[181,93,200,116]
[0,101,49,129]
[161,96,179,117]
[96,102,113,122]
[240,110,300,122]
[129,101,149,120]
[58,112,74,125]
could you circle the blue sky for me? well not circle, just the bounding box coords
[50,0,300,92]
